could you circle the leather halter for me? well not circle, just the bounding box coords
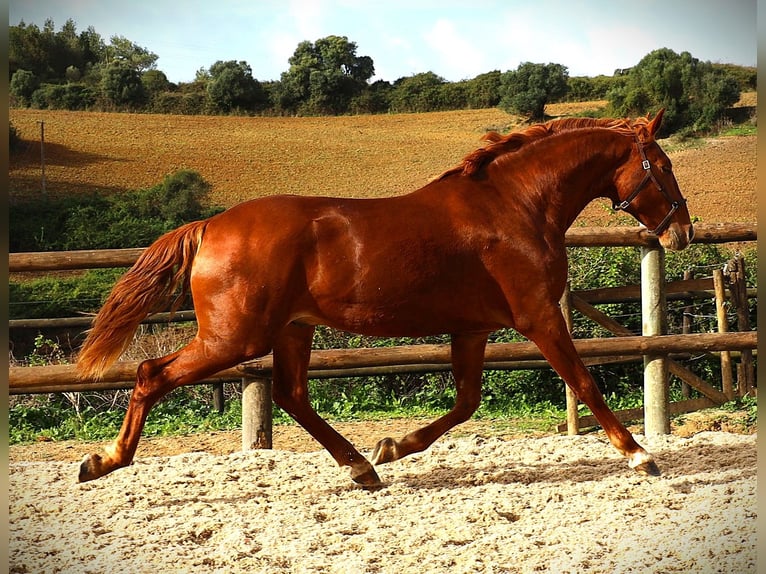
[613,136,685,235]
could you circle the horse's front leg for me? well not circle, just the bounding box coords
[271,323,381,487]
[518,306,660,476]
[371,331,488,466]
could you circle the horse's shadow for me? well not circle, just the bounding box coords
[380,438,757,492]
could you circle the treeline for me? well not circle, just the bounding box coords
[9,19,757,131]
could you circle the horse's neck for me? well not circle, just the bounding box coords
[517,130,628,231]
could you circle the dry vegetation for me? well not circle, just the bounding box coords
[10,97,756,225]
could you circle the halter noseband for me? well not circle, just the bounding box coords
[612,136,685,235]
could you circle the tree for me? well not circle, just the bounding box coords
[101,62,146,109]
[107,35,158,71]
[567,75,619,102]
[10,21,52,79]
[206,60,266,113]
[142,69,170,94]
[607,48,741,134]
[499,62,569,121]
[10,69,39,105]
[279,36,374,115]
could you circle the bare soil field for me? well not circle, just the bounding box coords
[9,97,756,225]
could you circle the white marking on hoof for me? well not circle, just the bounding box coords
[628,450,654,470]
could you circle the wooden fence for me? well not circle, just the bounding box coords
[9,223,758,449]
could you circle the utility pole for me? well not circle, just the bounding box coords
[38,120,47,196]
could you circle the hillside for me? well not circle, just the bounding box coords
[9,99,756,225]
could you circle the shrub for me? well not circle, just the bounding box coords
[607,48,741,135]
[9,169,221,252]
[10,69,39,106]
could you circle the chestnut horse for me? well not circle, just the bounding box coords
[77,110,693,486]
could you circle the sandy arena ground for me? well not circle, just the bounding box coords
[9,428,756,573]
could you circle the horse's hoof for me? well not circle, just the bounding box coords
[633,459,661,477]
[349,462,383,489]
[371,437,398,465]
[628,450,661,476]
[78,453,103,482]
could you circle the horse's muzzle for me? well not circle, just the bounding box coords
[658,222,694,251]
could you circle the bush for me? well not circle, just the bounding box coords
[29,83,97,110]
[10,269,124,319]
[10,169,221,252]
[607,48,741,135]
[10,69,39,105]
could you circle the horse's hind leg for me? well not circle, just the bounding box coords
[271,323,381,487]
[78,337,253,482]
[371,332,488,466]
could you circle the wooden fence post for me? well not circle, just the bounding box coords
[212,382,225,414]
[241,376,273,450]
[726,255,754,396]
[559,283,580,435]
[680,270,693,399]
[641,245,669,435]
[713,268,734,399]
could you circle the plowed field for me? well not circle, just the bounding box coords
[9,98,756,225]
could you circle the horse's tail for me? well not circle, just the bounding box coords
[77,220,208,381]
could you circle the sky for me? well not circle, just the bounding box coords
[9,0,758,85]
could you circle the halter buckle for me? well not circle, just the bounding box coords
[642,159,651,170]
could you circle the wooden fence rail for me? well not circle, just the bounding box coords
[8,223,757,273]
[10,332,757,395]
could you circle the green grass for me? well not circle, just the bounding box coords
[720,123,757,137]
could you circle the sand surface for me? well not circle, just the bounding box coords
[10,430,756,573]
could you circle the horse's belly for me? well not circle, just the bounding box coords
[299,286,512,337]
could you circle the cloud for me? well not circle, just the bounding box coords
[287,0,325,41]
[423,19,486,80]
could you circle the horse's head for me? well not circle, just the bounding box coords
[613,109,694,251]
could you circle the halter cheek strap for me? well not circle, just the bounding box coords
[612,137,686,235]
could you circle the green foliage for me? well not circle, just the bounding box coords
[10,269,124,319]
[10,386,243,444]
[106,34,158,72]
[30,82,97,110]
[389,72,449,113]
[10,169,219,252]
[10,69,39,105]
[567,75,620,102]
[607,48,741,135]
[141,69,171,103]
[499,62,569,120]
[206,60,267,114]
[25,334,68,366]
[9,18,755,120]
[278,35,375,115]
[101,62,146,109]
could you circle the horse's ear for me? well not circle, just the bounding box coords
[648,108,665,136]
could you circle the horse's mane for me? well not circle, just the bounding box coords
[436,115,652,180]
